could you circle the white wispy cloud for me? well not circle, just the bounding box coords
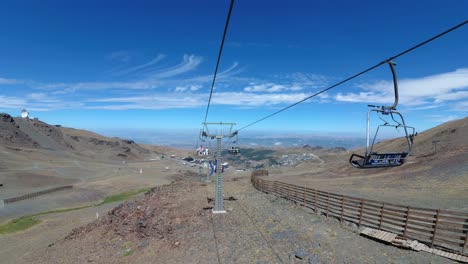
[39,81,156,91]
[148,54,202,79]
[27,93,61,103]
[28,93,48,100]
[177,62,244,86]
[36,54,204,92]
[335,68,468,108]
[434,91,468,103]
[0,95,26,108]
[0,94,81,112]
[243,73,329,94]
[86,91,310,110]
[212,92,308,106]
[87,94,205,110]
[0,65,330,111]
[287,72,329,88]
[174,85,202,92]
[244,83,302,92]
[0,77,19,85]
[111,54,166,76]
[452,100,468,112]
[12,52,466,117]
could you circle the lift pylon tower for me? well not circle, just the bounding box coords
[200,122,238,214]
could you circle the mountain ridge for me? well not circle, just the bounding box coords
[0,113,151,161]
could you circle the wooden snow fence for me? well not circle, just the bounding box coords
[251,170,468,257]
[2,185,73,204]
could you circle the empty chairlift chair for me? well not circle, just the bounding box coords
[229,146,240,154]
[349,61,416,168]
[227,131,240,155]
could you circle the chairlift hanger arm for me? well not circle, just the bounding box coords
[367,61,398,113]
[385,61,399,111]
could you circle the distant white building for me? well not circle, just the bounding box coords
[21,109,29,119]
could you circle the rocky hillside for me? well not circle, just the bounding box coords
[369,117,468,157]
[0,114,38,148]
[0,113,150,161]
[305,116,468,179]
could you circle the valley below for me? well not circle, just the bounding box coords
[0,114,466,263]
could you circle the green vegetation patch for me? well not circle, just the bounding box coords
[0,187,151,235]
[123,248,134,256]
[98,187,150,205]
[36,205,93,216]
[0,216,41,235]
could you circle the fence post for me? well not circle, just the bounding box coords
[431,209,440,247]
[403,207,410,238]
[341,196,345,222]
[314,189,318,213]
[326,192,329,217]
[379,203,385,229]
[463,225,468,253]
[359,199,364,227]
[303,189,306,207]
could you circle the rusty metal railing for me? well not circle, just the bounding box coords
[251,170,468,255]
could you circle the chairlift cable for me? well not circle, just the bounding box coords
[195,0,234,152]
[237,20,467,132]
[203,0,235,124]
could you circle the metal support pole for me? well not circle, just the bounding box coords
[200,122,236,214]
[213,136,226,214]
[205,163,212,182]
[199,166,203,182]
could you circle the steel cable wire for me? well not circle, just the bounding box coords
[237,20,467,131]
[203,0,235,124]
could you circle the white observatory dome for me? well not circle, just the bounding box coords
[21,109,29,119]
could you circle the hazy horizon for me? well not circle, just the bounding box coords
[94,127,367,150]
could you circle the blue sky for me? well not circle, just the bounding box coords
[0,0,467,138]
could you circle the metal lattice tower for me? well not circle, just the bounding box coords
[200,122,237,214]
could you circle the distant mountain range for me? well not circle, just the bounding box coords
[95,129,366,150]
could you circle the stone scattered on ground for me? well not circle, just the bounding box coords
[25,177,452,264]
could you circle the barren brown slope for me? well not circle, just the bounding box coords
[0,114,151,161]
[24,177,453,264]
[367,116,468,156]
[268,117,468,211]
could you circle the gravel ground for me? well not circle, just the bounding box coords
[21,175,454,264]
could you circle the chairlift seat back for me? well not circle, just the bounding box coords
[350,152,409,168]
